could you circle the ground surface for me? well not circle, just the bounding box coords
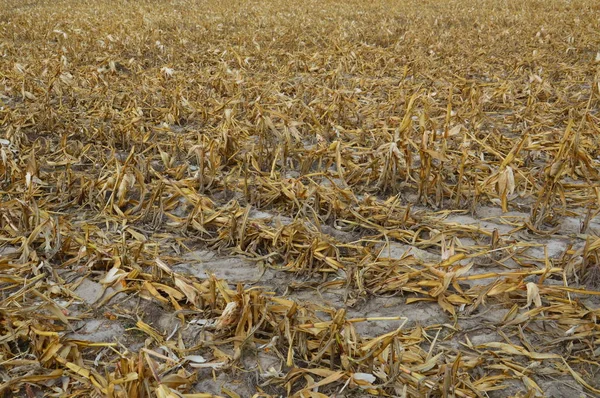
[1,0,600,397]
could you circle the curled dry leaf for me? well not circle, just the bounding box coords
[174,276,199,306]
[525,282,542,308]
[99,267,127,285]
[215,301,240,330]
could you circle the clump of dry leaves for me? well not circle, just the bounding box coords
[1,0,600,396]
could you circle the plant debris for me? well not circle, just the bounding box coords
[1,0,599,396]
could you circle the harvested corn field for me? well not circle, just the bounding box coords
[1,0,600,396]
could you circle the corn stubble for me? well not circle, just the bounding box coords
[1,0,600,396]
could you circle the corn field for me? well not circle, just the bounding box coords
[1,0,600,396]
